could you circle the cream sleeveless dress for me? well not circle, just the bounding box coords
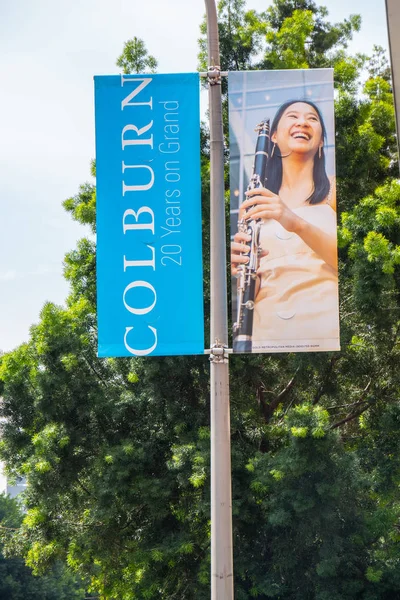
[252,203,340,352]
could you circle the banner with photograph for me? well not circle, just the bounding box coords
[229,69,340,353]
[94,73,204,357]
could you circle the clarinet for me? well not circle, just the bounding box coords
[233,119,270,353]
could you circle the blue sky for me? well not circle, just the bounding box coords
[0,0,389,353]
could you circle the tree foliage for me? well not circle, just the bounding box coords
[116,37,158,74]
[0,495,87,599]
[1,2,400,599]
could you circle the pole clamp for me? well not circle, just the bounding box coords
[209,339,231,363]
[207,65,222,86]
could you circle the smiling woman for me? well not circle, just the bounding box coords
[266,100,331,208]
[230,71,340,353]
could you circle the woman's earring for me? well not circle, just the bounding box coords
[271,143,276,158]
[319,146,322,159]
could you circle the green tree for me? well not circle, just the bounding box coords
[116,36,158,74]
[198,0,267,72]
[0,494,87,599]
[263,0,362,66]
[237,406,371,600]
[367,44,392,82]
[1,2,400,599]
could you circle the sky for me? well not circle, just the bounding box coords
[0,0,390,353]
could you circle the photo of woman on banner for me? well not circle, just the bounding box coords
[229,70,340,353]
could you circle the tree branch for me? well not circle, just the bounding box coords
[274,368,299,404]
[330,380,372,429]
[326,398,370,411]
[76,477,97,500]
[313,356,341,405]
[82,355,109,387]
[330,404,370,429]
[258,368,299,423]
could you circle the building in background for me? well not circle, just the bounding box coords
[0,462,27,499]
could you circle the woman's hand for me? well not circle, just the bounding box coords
[242,186,338,270]
[241,187,300,233]
[231,231,251,277]
[231,231,269,277]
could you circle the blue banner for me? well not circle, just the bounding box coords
[94,73,204,356]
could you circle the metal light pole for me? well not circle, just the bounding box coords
[385,0,400,171]
[204,0,234,598]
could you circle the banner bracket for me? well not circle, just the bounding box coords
[206,341,232,363]
[200,71,228,78]
[206,65,222,85]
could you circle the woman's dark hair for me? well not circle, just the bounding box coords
[266,99,330,205]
